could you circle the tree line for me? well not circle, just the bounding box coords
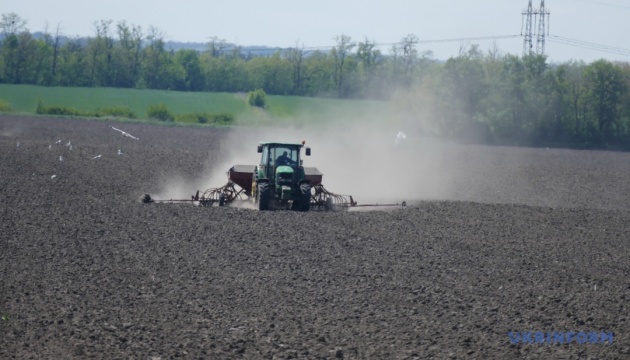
[1,13,630,148]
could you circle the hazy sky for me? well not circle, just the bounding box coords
[5,0,630,63]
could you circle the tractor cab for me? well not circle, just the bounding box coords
[257,142,310,186]
[253,142,312,211]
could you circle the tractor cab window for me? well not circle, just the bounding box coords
[261,146,269,166]
[273,146,298,167]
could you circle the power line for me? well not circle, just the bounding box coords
[572,0,630,9]
[547,35,630,57]
[241,35,522,54]
[550,35,630,54]
[377,35,521,47]
[232,34,630,60]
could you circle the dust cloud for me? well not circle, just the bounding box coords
[194,90,467,207]
[0,121,25,138]
[152,174,201,202]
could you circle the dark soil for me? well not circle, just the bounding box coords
[1,116,628,359]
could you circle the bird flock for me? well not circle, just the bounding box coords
[14,125,140,180]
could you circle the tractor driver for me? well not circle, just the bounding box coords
[276,151,297,166]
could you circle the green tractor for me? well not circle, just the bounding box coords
[251,141,312,211]
[174,140,347,212]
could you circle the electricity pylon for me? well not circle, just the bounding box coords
[522,1,550,56]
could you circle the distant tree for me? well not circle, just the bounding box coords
[0,13,30,83]
[142,26,169,89]
[1,33,18,82]
[206,36,228,57]
[537,64,572,143]
[0,13,27,36]
[32,30,52,85]
[12,32,38,84]
[561,61,588,137]
[357,38,379,70]
[303,50,335,97]
[521,54,550,137]
[400,34,419,87]
[439,45,487,139]
[286,42,305,95]
[0,31,38,84]
[175,49,204,91]
[332,34,355,97]
[113,21,143,88]
[58,37,90,86]
[618,62,630,140]
[253,52,292,94]
[583,60,626,141]
[476,52,511,142]
[48,23,63,85]
[88,20,114,86]
[388,42,402,87]
[356,38,382,98]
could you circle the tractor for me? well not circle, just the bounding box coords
[143,141,405,211]
[251,141,312,211]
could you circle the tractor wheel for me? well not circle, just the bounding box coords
[257,183,270,211]
[298,183,311,212]
[219,194,226,207]
[325,197,334,211]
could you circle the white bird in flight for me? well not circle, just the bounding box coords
[110,126,139,140]
[395,131,407,145]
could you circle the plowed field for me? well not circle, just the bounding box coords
[1,116,628,359]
